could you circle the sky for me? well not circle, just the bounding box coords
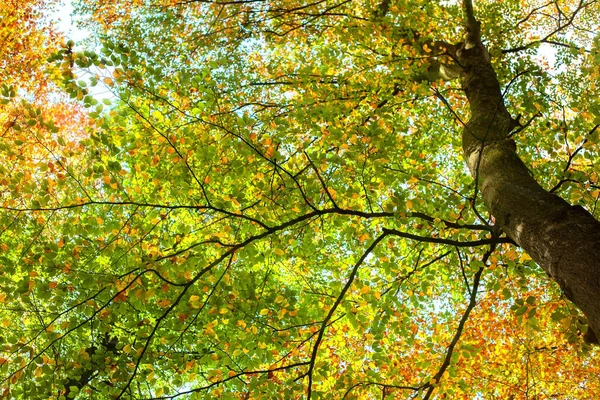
[50,0,88,43]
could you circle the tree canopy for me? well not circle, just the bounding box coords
[1,0,600,398]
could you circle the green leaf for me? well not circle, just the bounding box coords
[514,305,528,316]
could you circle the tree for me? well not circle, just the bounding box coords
[1,0,600,398]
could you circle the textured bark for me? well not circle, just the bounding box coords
[458,17,600,341]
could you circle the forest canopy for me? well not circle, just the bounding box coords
[1,0,600,398]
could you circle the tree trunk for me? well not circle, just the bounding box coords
[458,24,600,342]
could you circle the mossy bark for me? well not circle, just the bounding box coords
[459,41,600,342]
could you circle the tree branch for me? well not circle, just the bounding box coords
[382,228,514,247]
[303,233,389,398]
[422,245,496,399]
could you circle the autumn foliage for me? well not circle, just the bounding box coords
[1,0,600,399]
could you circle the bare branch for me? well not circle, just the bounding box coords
[303,233,389,398]
[422,245,497,399]
[382,228,515,247]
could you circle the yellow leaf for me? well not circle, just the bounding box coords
[205,325,216,336]
[274,248,285,256]
[189,295,200,302]
[260,308,270,315]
